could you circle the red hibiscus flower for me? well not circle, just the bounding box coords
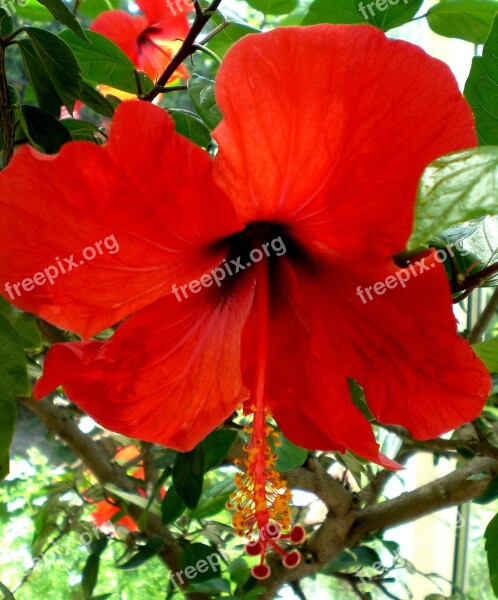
[0,26,490,577]
[90,0,192,83]
[90,445,164,531]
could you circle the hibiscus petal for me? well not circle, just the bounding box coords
[135,0,193,31]
[138,37,186,82]
[337,251,491,439]
[213,25,476,258]
[0,101,242,338]
[90,11,147,65]
[243,250,490,465]
[242,260,395,467]
[34,278,254,451]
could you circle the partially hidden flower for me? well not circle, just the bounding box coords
[90,445,164,531]
[0,25,491,577]
[90,0,192,85]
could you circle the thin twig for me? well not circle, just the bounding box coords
[467,287,498,343]
[143,0,223,101]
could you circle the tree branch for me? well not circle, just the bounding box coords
[468,287,498,344]
[259,455,497,598]
[0,39,14,166]
[17,397,210,600]
[143,0,223,102]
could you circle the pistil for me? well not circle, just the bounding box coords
[227,259,305,579]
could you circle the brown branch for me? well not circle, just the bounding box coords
[458,262,498,294]
[17,397,210,600]
[467,287,498,344]
[143,0,223,102]
[349,456,496,540]
[0,39,14,166]
[259,455,497,598]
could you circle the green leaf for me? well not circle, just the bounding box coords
[0,8,13,37]
[228,558,250,587]
[0,395,16,483]
[20,105,72,154]
[161,486,186,525]
[202,429,238,471]
[187,75,222,130]
[187,579,231,595]
[103,483,161,516]
[271,432,307,472]
[172,445,204,510]
[247,0,297,15]
[207,22,260,58]
[408,148,498,249]
[18,39,61,117]
[464,16,498,145]
[191,479,236,520]
[79,82,115,117]
[82,553,100,600]
[180,543,226,584]
[17,0,52,20]
[36,0,87,40]
[339,451,368,487]
[322,546,381,574]
[474,338,498,372]
[303,0,423,30]
[0,314,30,397]
[25,27,81,113]
[427,0,498,44]
[59,29,153,95]
[474,476,498,504]
[61,118,104,142]
[0,298,41,349]
[0,581,15,600]
[117,537,164,570]
[78,0,118,18]
[485,513,498,596]
[169,109,212,148]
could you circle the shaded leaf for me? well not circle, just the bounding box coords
[20,105,72,154]
[271,432,307,471]
[187,75,222,130]
[464,15,498,145]
[172,445,204,510]
[0,314,30,396]
[117,537,164,570]
[82,553,100,600]
[202,429,238,471]
[0,8,13,37]
[0,581,15,600]
[59,29,153,95]
[191,479,236,520]
[61,118,104,142]
[36,0,87,40]
[0,395,16,483]
[161,486,186,525]
[169,109,212,148]
[79,82,115,117]
[180,543,226,584]
[18,39,61,116]
[25,28,81,113]
[485,513,498,596]
[474,476,498,504]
